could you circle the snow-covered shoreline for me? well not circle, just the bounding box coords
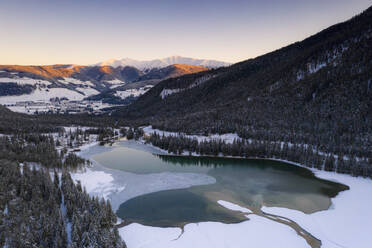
[142,126,241,144]
[116,139,372,248]
[68,134,372,248]
[72,141,216,212]
[262,171,372,248]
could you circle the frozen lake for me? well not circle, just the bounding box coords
[87,141,347,227]
[76,140,372,248]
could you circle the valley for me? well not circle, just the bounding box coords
[0,57,219,114]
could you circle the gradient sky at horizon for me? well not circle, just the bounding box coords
[1,0,371,65]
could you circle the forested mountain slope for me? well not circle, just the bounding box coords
[86,64,208,104]
[0,133,125,247]
[118,6,372,160]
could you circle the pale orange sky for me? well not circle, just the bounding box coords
[0,0,371,65]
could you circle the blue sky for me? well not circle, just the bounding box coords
[1,0,371,65]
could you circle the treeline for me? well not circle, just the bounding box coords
[120,127,144,141]
[0,104,123,134]
[146,133,372,178]
[57,127,118,147]
[0,159,124,247]
[0,134,88,170]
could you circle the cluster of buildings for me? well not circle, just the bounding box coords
[5,99,115,115]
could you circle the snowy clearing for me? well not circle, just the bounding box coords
[160,74,216,99]
[58,77,94,86]
[105,79,126,86]
[115,86,153,99]
[0,87,85,104]
[75,87,100,96]
[0,77,51,86]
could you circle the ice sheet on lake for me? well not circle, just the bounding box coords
[74,142,216,211]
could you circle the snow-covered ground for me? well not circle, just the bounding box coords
[0,87,85,104]
[115,85,153,99]
[105,79,126,88]
[160,74,217,99]
[262,170,372,248]
[143,126,240,144]
[119,214,309,248]
[95,56,231,69]
[58,77,94,86]
[75,87,100,96]
[0,77,51,85]
[6,105,50,114]
[160,88,182,99]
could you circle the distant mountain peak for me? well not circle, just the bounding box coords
[94,56,231,70]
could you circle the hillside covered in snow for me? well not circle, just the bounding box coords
[95,56,231,70]
[0,62,211,113]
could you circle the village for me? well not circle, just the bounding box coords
[3,98,119,115]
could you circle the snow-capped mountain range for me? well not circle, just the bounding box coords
[0,59,213,111]
[95,56,231,70]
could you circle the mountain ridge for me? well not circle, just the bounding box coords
[95,55,231,69]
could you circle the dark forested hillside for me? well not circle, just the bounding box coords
[117,6,372,163]
[0,131,125,247]
[0,160,124,248]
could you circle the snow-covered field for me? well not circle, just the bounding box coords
[75,87,100,96]
[0,77,51,85]
[105,79,126,88]
[0,87,85,104]
[115,86,153,99]
[58,77,94,86]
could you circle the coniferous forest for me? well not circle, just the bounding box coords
[0,132,125,248]
[145,132,371,178]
